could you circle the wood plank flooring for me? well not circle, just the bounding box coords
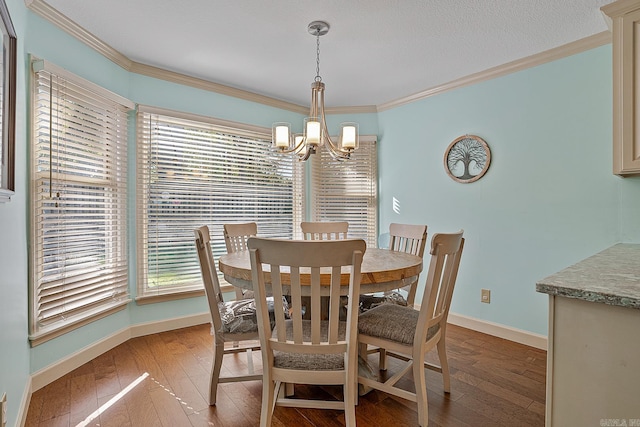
[25,323,546,426]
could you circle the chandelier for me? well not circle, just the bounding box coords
[272,21,359,161]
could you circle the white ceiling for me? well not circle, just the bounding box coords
[43,0,614,108]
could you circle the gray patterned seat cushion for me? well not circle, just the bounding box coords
[359,291,408,312]
[216,296,289,334]
[273,319,348,371]
[358,303,440,345]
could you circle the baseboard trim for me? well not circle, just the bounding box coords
[18,376,32,427]
[447,312,548,350]
[129,312,211,338]
[29,312,210,393]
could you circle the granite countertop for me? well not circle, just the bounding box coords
[536,243,640,309]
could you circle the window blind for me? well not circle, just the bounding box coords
[137,108,304,299]
[309,137,378,246]
[30,59,133,343]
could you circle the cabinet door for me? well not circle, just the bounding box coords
[608,4,640,175]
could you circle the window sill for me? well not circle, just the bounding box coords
[135,284,236,305]
[29,300,130,347]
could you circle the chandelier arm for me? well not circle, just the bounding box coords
[319,101,352,156]
[300,145,315,161]
[275,136,307,155]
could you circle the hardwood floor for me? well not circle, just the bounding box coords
[25,323,546,426]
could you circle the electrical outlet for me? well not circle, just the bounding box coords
[481,288,491,304]
[0,392,6,427]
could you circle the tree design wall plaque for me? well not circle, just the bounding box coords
[444,135,491,183]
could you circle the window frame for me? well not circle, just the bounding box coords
[29,58,134,345]
[136,106,305,303]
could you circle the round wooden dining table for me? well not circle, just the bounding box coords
[218,247,423,296]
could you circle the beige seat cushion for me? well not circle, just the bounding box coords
[358,303,439,345]
[273,320,347,371]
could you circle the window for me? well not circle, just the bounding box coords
[30,59,133,345]
[309,136,378,246]
[136,107,304,300]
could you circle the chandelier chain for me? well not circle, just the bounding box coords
[315,33,322,82]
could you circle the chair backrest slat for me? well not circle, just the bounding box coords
[301,221,349,240]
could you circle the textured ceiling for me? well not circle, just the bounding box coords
[42,0,614,108]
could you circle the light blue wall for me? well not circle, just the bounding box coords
[620,176,640,241]
[378,45,626,335]
[0,2,30,426]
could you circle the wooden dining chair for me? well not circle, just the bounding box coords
[357,231,464,427]
[248,237,366,427]
[388,223,428,306]
[301,221,349,240]
[224,222,258,300]
[224,222,258,253]
[300,221,349,319]
[194,225,261,405]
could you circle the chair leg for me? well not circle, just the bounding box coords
[284,382,295,396]
[209,338,224,405]
[406,281,418,307]
[413,355,429,427]
[437,338,451,393]
[358,343,368,361]
[378,347,387,371]
[344,381,357,427]
[260,376,275,427]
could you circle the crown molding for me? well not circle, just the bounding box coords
[325,105,378,114]
[25,0,132,69]
[377,31,612,112]
[26,0,610,116]
[130,62,309,114]
[601,0,640,18]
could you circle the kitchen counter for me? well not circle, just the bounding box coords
[536,243,640,427]
[536,243,640,308]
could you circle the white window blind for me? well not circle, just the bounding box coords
[30,59,133,343]
[137,108,304,299]
[309,137,378,246]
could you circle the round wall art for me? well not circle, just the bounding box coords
[444,134,491,183]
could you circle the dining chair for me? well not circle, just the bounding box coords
[194,225,262,405]
[224,222,258,253]
[357,230,464,427]
[301,221,349,240]
[388,223,428,306]
[224,222,258,300]
[248,237,366,427]
[300,221,350,319]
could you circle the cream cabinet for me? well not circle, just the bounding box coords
[602,0,640,176]
[536,244,640,426]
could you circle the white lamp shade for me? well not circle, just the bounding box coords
[273,122,291,149]
[339,122,359,150]
[304,118,321,146]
